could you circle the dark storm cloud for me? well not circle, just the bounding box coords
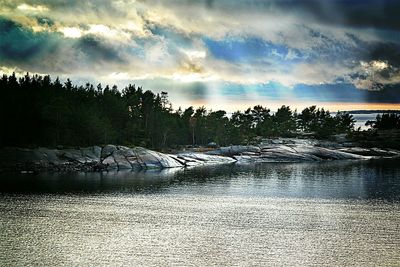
[347,41,400,91]
[0,16,126,74]
[75,35,125,63]
[0,17,60,63]
[270,0,400,30]
[315,0,400,31]
[365,84,400,103]
[294,82,400,104]
[293,84,366,103]
[368,42,400,67]
[201,0,400,31]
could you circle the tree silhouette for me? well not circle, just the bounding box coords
[0,73,357,149]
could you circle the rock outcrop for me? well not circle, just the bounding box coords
[206,137,399,163]
[0,139,399,172]
[175,152,236,166]
[0,146,187,172]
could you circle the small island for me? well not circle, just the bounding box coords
[1,73,399,173]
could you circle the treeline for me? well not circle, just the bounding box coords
[1,73,356,148]
[366,113,400,130]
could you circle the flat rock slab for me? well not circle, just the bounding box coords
[207,145,260,157]
[61,149,86,164]
[178,152,236,166]
[81,146,101,162]
[208,143,371,162]
[134,147,183,169]
[338,147,400,157]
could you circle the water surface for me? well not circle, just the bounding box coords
[351,113,380,130]
[1,160,399,266]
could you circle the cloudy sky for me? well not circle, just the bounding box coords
[1,0,400,111]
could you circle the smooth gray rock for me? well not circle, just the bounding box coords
[102,155,118,169]
[3,139,394,173]
[208,141,370,162]
[134,147,182,168]
[101,145,117,159]
[80,146,101,163]
[134,147,162,168]
[125,155,142,170]
[62,149,86,163]
[207,145,260,156]
[117,148,143,169]
[260,151,321,162]
[178,152,236,166]
[294,146,367,160]
[338,147,399,157]
[120,148,136,157]
[34,148,64,164]
[113,150,132,169]
[168,154,187,165]
[117,145,130,151]
[0,148,65,165]
[155,152,183,168]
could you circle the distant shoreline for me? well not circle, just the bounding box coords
[345,110,400,114]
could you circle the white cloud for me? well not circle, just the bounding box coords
[184,50,207,60]
[59,27,83,38]
[351,60,400,90]
[17,3,48,12]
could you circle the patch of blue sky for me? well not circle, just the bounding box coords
[218,82,369,103]
[219,81,293,100]
[126,45,146,59]
[292,83,366,102]
[203,37,305,64]
[149,25,196,48]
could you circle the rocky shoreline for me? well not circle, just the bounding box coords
[1,139,399,173]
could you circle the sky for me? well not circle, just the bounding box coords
[1,0,400,112]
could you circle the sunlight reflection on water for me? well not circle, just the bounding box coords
[0,160,399,266]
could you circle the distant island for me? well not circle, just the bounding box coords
[346,110,400,114]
